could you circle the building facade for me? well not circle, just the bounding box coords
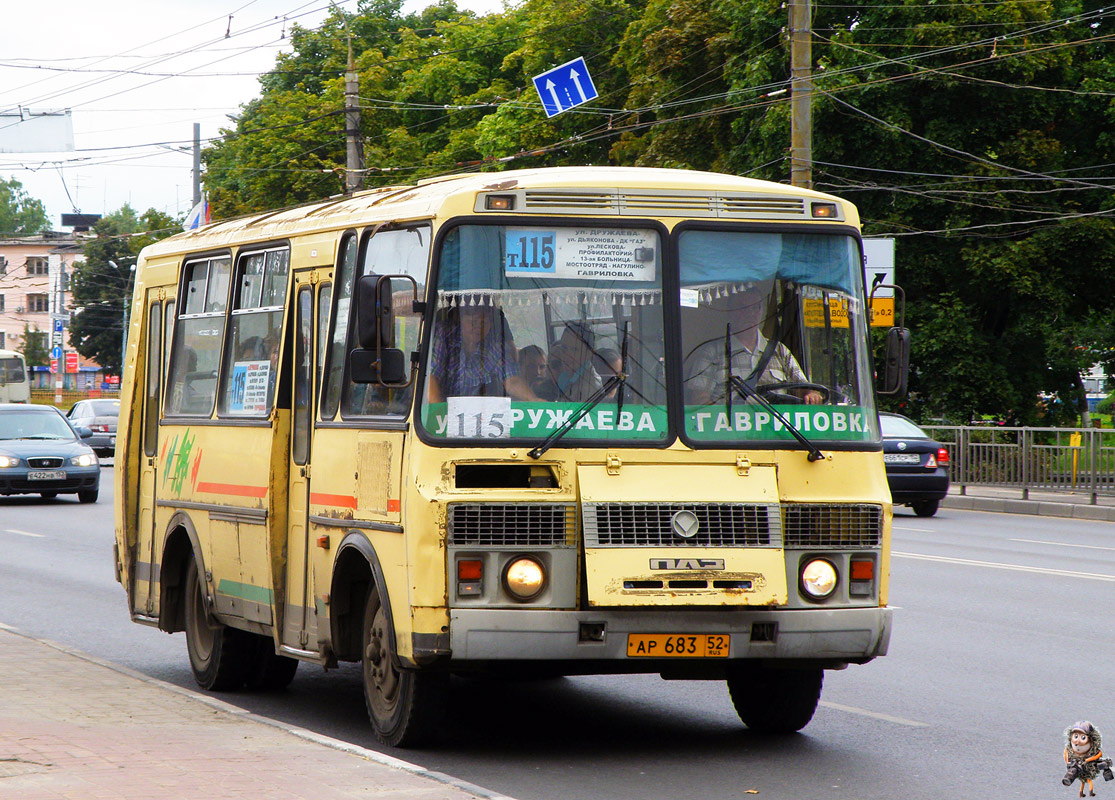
[0,232,104,390]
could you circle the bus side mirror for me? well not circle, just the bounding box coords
[878,327,910,397]
[356,274,395,350]
[349,348,407,385]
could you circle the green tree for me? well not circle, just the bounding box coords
[18,323,48,368]
[0,178,49,236]
[67,206,178,373]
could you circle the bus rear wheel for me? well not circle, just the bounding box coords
[362,586,446,747]
[727,665,823,733]
[245,635,299,691]
[184,559,251,691]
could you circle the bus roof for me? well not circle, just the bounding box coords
[138,167,855,262]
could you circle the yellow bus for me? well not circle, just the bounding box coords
[0,349,31,403]
[115,167,906,747]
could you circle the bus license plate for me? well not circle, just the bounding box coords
[28,470,65,480]
[627,634,730,658]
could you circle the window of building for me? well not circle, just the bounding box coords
[27,257,48,276]
[27,294,48,313]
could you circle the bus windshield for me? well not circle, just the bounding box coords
[420,223,668,444]
[418,223,878,447]
[679,229,878,445]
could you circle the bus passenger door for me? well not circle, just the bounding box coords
[283,282,316,651]
[135,297,164,616]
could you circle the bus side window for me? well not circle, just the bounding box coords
[341,225,429,417]
[218,248,289,417]
[321,234,357,421]
[166,257,231,417]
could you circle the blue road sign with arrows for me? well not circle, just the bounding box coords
[533,57,598,118]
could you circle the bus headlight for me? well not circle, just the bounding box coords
[800,559,838,600]
[71,453,98,467]
[503,556,546,601]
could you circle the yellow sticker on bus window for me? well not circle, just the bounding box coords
[802,298,850,328]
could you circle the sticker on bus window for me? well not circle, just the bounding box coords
[228,360,271,415]
[445,396,513,439]
[504,228,657,282]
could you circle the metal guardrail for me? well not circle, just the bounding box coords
[922,425,1115,504]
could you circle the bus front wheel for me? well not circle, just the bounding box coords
[362,586,446,747]
[184,559,251,691]
[727,665,823,733]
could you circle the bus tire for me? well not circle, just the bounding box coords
[184,559,251,691]
[727,665,823,733]
[245,635,299,691]
[912,500,939,517]
[362,585,446,747]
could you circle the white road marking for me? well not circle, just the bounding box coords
[1010,537,1115,553]
[892,525,935,533]
[893,551,1115,582]
[4,529,45,538]
[820,701,928,727]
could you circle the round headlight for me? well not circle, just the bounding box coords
[801,559,838,600]
[503,556,546,601]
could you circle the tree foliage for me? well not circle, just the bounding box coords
[18,323,48,368]
[68,206,178,374]
[201,0,1115,424]
[0,178,49,236]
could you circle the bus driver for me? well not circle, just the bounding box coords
[427,304,538,402]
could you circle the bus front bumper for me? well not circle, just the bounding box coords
[447,606,892,666]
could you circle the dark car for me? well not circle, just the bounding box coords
[880,412,949,517]
[0,404,101,503]
[68,398,120,457]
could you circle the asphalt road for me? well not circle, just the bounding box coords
[2,472,1113,799]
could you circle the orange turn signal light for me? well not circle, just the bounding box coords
[850,560,874,581]
[458,559,483,581]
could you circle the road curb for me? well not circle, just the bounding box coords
[0,622,518,800]
[940,495,1115,523]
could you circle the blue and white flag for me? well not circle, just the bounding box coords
[183,198,210,231]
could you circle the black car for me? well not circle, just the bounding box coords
[880,412,949,517]
[0,404,101,503]
[68,398,120,457]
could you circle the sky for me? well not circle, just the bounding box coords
[0,0,505,231]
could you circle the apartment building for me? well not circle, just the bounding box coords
[0,232,104,389]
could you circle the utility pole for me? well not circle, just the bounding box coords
[789,0,813,189]
[344,39,365,193]
[192,123,202,206]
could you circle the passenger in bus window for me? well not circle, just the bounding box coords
[593,347,622,399]
[534,322,603,403]
[427,305,538,402]
[684,286,822,405]
[518,345,547,388]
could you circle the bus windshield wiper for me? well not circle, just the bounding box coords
[528,323,629,460]
[722,325,826,463]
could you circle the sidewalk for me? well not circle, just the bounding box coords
[941,483,1115,522]
[0,624,511,800]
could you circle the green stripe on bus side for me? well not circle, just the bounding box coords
[216,579,275,606]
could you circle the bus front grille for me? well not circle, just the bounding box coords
[448,503,576,547]
[582,503,780,547]
[781,503,883,548]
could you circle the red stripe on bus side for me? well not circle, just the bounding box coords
[310,492,358,509]
[196,482,268,498]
